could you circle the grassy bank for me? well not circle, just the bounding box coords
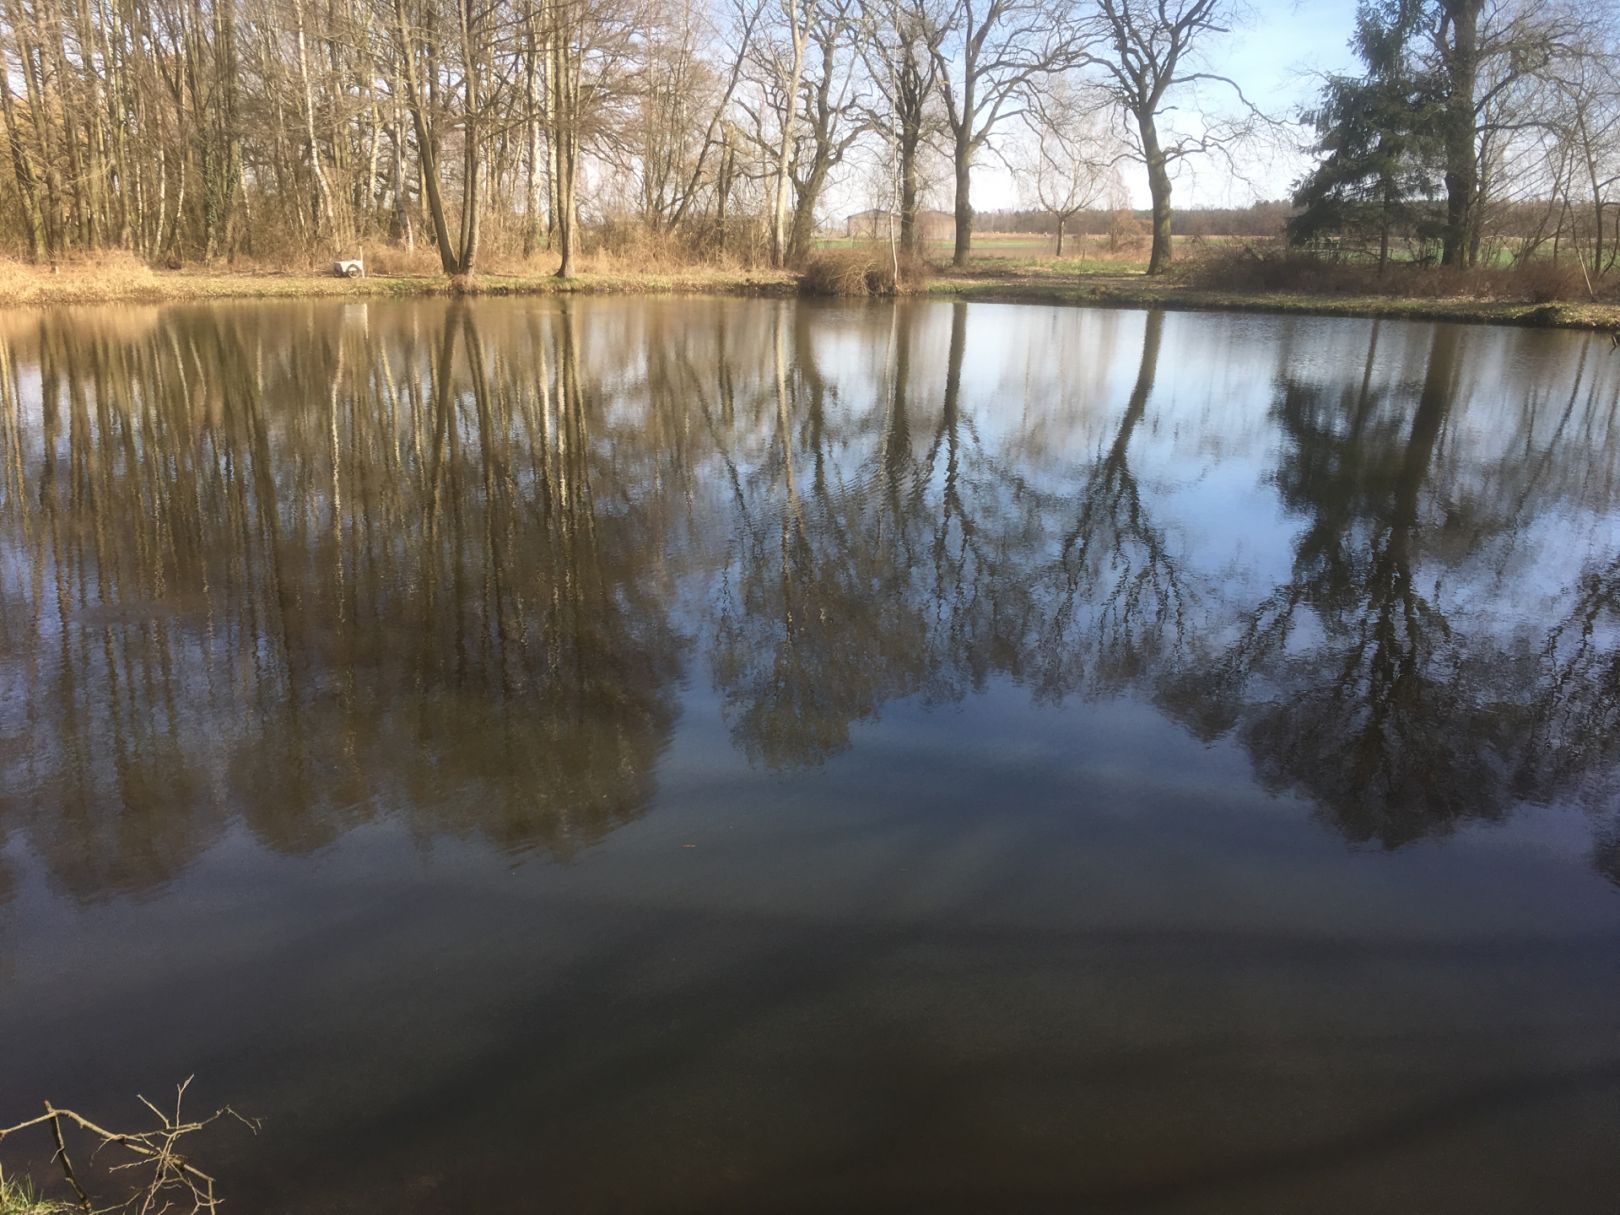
[926,257,1620,332]
[3,253,1619,332]
[0,258,797,306]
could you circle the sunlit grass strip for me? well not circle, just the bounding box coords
[0,259,799,307]
[925,274,1620,332]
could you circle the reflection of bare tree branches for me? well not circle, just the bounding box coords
[708,301,1082,766]
[1036,310,1186,702]
[710,305,930,767]
[918,302,1041,705]
[6,299,1620,897]
[0,303,687,899]
[1543,557,1620,879]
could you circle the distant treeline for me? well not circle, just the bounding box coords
[974,202,1292,239]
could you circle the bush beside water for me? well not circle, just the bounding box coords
[799,247,931,297]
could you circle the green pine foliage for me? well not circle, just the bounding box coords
[1290,0,1447,264]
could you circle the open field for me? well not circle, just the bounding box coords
[819,230,1156,267]
[820,231,1267,267]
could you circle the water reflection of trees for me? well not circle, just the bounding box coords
[3,301,1620,903]
[1164,325,1521,845]
[1501,583,1620,887]
[1166,321,1620,861]
[1526,554,1620,788]
[1521,550,1620,883]
[708,306,932,766]
[705,302,1178,766]
[1034,309,1186,703]
[0,303,685,901]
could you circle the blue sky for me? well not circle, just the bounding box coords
[1177,0,1362,205]
[979,0,1364,211]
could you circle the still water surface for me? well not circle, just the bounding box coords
[1,297,1619,1213]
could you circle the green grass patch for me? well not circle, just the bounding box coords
[0,1175,72,1215]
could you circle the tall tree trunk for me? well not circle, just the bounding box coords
[951,140,971,267]
[294,0,339,250]
[898,130,918,252]
[16,19,65,257]
[393,0,458,272]
[522,20,544,259]
[1439,0,1481,268]
[201,0,240,260]
[1377,176,1392,275]
[1138,111,1172,275]
[0,39,46,260]
[788,158,830,264]
[769,0,806,268]
[454,0,480,273]
[388,117,413,247]
[548,10,578,279]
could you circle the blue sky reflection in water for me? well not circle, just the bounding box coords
[0,297,1618,1213]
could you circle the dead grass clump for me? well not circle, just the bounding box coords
[0,1175,72,1215]
[0,252,160,304]
[584,220,699,272]
[1505,259,1593,303]
[799,247,929,296]
[363,244,446,277]
[575,219,775,275]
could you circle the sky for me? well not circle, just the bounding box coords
[960,0,1364,213]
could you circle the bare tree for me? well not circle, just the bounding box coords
[1085,0,1256,274]
[387,0,491,273]
[857,0,937,250]
[756,0,812,265]
[633,0,758,240]
[786,0,866,260]
[925,0,1080,266]
[1411,0,1592,266]
[1528,8,1619,275]
[1014,75,1116,255]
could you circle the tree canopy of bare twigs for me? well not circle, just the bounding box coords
[0,0,1609,275]
[1012,75,1120,255]
[1083,0,1263,274]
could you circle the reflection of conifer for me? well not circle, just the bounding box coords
[1174,324,1525,846]
[1522,553,1620,805]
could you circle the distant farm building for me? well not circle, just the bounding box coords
[845,209,955,241]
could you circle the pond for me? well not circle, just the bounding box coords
[1,297,1618,1213]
